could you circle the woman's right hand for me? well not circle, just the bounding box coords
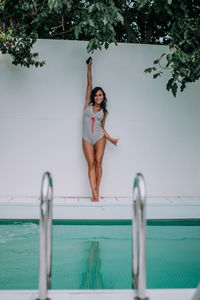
[88,58,92,66]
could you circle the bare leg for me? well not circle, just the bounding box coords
[94,136,106,201]
[82,139,97,201]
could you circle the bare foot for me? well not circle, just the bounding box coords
[91,190,98,202]
[91,197,99,202]
[111,138,119,146]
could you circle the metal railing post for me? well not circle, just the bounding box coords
[192,283,200,300]
[132,173,149,300]
[36,172,53,300]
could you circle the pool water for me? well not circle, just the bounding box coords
[0,220,200,290]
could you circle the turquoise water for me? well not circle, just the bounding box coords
[0,220,200,289]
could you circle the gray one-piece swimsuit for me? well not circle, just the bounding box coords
[82,104,104,145]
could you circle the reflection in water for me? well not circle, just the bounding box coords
[80,241,104,288]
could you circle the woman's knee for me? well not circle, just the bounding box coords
[95,158,102,168]
[88,161,95,170]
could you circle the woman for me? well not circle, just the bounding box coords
[82,58,118,202]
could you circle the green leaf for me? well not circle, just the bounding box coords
[116,12,124,24]
[105,42,109,49]
[139,0,149,9]
[88,19,95,27]
[166,54,172,62]
[102,18,108,25]
[144,67,153,73]
[179,67,187,76]
[48,0,56,10]
[172,83,178,97]
[95,39,101,50]
[75,24,82,39]
[87,38,95,53]
[167,78,174,91]
[96,3,101,11]
[64,0,72,11]
[153,73,161,79]
[168,0,173,5]
[180,81,186,92]
[88,4,96,13]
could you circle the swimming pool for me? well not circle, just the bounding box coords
[0,220,199,290]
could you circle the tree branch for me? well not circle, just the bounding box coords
[124,15,137,43]
[50,27,75,37]
[143,14,154,44]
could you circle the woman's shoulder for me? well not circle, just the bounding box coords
[86,103,92,108]
[84,103,92,111]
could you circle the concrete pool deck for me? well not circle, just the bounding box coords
[0,288,197,300]
[0,196,200,219]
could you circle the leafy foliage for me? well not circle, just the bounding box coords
[143,0,200,96]
[0,0,123,67]
[0,0,199,97]
[0,0,46,67]
[73,1,124,52]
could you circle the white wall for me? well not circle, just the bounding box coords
[0,39,200,197]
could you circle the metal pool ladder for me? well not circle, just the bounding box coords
[132,173,149,300]
[36,172,53,300]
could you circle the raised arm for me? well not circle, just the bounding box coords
[84,58,92,110]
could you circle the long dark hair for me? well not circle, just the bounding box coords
[90,87,108,113]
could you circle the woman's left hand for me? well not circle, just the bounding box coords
[111,138,119,146]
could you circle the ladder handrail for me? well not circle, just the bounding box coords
[132,173,149,300]
[37,172,53,300]
[191,283,200,300]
